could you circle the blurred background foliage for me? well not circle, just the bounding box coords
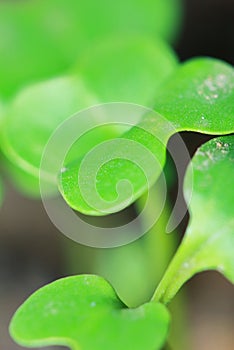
[0,0,233,349]
[0,0,182,98]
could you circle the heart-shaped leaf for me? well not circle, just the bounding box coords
[10,275,170,350]
[59,58,234,215]
[2,37,177,196]
[153,135,234,304]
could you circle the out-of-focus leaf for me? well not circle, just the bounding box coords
[153,135,234,304]
[66,0,183,43]
[10,275,170,350]
[0,1,67,98]
[0,0,182,97]
[76,36,178,106]
[1,76,100,195]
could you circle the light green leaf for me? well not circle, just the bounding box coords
[10,275,170,350]
[2,76,97,168]
[76,36,178,106]
[66,0,183,44]
[1,76,100,195]
[153,135,234,304]
[0,1,67,98]
[60,58,234,215]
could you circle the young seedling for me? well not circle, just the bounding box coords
[1,3,233,349]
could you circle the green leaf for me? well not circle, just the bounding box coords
[0,0,182,98]
[65,0,183,44]
[76,36,178,106]
[60,58,234,215]
[1,76,100,195]
[0,1,67,98]
[10,275,170,350]
[153,135,234,304]
[2,36,177,196]
[155,57,234,134]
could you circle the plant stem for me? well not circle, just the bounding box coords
[139,180,189,350]
[151,238,194,305]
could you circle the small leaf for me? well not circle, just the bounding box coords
[60,58,234,215]
[10,275,170,350]
[153,135,234,304]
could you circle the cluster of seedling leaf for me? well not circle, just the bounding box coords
[0,1,233,349]
[9,134,234,350]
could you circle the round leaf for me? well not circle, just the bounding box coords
[10,275,170,350]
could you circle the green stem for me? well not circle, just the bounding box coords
[152,240,194,305]
[138,182,189,350]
